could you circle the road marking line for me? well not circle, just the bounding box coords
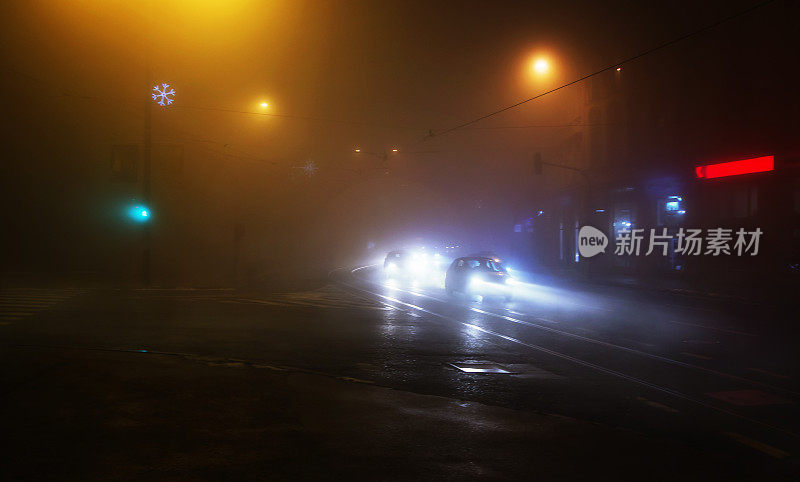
[636,396,679,413]
[570,326,599,335]
[339,376,375,384]
[662,303,716,313]
[664,319,756,337]
[133,288,234,291]
[620,338,657,348]
[725,432,789,459]
[707,389,792,407]
[350,264,379,274]
[746,368,791,380]
[681,339,720,345]
[680,352,713,360]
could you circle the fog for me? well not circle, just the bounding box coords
[1,0,795,287]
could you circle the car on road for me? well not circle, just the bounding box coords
[384,249,433,281]
[445,256,514,301]
[384,250,408,278]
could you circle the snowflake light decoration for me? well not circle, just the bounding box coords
[302,161,318,176]
[152,83,175,106]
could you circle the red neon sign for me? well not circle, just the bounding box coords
[695,155,774,179]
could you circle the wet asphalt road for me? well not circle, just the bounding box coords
[338,266,800,461]
[1,268,799,479]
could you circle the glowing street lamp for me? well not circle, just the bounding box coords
[259,101,269,109]
[531,57,550,75]
[354,147,399,161]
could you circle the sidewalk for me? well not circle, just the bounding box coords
[517,266,798,306]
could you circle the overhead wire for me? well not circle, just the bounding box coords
[426,0,777,140]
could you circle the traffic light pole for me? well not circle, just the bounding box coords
[533,154,592,271]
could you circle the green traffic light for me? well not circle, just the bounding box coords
[128,204,151,222]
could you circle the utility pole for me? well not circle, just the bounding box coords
[142,3,153,287]
[142,83,152,286]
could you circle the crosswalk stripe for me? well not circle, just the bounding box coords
[230,298,388,310]
[0,298,71,303]
[181,286,385,310]
[0,294,79,298]
[0,301,59,306]
[0,298,72,303]
[0,289,83,325]
[225,286,388,310]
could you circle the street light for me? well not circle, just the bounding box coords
[522,53,558,86]
[354,148,399,162]
[531,57,550,75]
[259,101,269,109]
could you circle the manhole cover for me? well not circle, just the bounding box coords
[449,362,514,374]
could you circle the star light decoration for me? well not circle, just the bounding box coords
[302,161,318,176]
[152,83,175,106]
